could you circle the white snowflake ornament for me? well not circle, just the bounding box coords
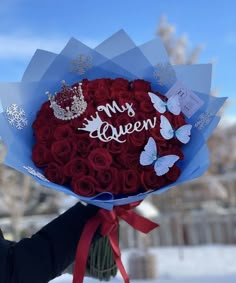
[70,54,93,75]
[6,104,28,130]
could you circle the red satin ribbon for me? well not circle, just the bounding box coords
[73,202,159,283]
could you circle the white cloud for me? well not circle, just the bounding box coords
[0,35,66,59]
[0,34,99,59]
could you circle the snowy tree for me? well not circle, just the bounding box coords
[0,141,60,240]
[156,15,203,65]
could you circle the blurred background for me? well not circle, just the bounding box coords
[0,0,236,282]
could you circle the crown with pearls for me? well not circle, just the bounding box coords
[46,81,87,120]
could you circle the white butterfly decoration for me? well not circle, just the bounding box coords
[140,137,180,176]
[148,92,181,115]
[160,115,192,144]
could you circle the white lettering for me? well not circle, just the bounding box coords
[97,100,135,117]
[78,100,158,143]
[89,117,157,143]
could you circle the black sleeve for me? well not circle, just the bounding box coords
[0,236,15,283]
[5,202,99,283]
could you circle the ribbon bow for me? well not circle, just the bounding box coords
[73,202,159,283]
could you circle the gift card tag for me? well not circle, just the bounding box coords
[165,81,204,118]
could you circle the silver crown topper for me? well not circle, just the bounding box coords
[46,81,87,120]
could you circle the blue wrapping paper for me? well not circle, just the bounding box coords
[0,30,227,210]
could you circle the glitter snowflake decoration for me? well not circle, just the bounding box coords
[153,63,176,86]
[6,104,28,130]
[194,112,213,130]
[70,54,93,75]
[23,166,49,182]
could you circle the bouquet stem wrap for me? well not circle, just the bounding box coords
[73,201,159,283]
[86,235,118,280]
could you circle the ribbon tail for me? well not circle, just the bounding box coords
[73,215,100,283]
[109,228,130,283]
[120,210,159,234]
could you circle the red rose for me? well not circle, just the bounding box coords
[172,113,186,128]
[165,165,181,182]
[128,131,148,148]
[32,116,48,130]
[163,112,173,124]
[171,146,184,160]
[51,138,77,164]
[98,79,112,88]
[71,174,99,197]
[86,79,99,92]
[82,79,99,102]
[64,157,94,177]
[32,143,53,167]
[94,88,111,105]
[88,148,112,170]
[107,139,127,155]
[134,91,148,103]
[73,79,90,90]
[33,101,67,129]
[94,79,112,104]
[53,125,74,140]
[32,103,54,129]
[34,124,55,145]
[80,79,89,87]
[114,112,132,128]
[34,101,52,119]
[96,167,119,194]
[41,101,51,112]
[140,98,156,114]
[141,169,166,191]
[133,79,151,92]
[160,146,184,160]
[133,111,149,124]
[44,162,67,185]
[121,169,140,194]
[150,124,167,146]
[111,78,129,90]
[75,133,95,158]
[111,90,133,104]
[116,152,140,170]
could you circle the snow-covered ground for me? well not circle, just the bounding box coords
[50,245,236,283]
[51,274,236,283]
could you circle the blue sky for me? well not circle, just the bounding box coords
[0,0,235,122]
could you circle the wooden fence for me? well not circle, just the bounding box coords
[120,211,236,248]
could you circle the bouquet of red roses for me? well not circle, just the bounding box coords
[32,78,186,199]
[0,30,226,283]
